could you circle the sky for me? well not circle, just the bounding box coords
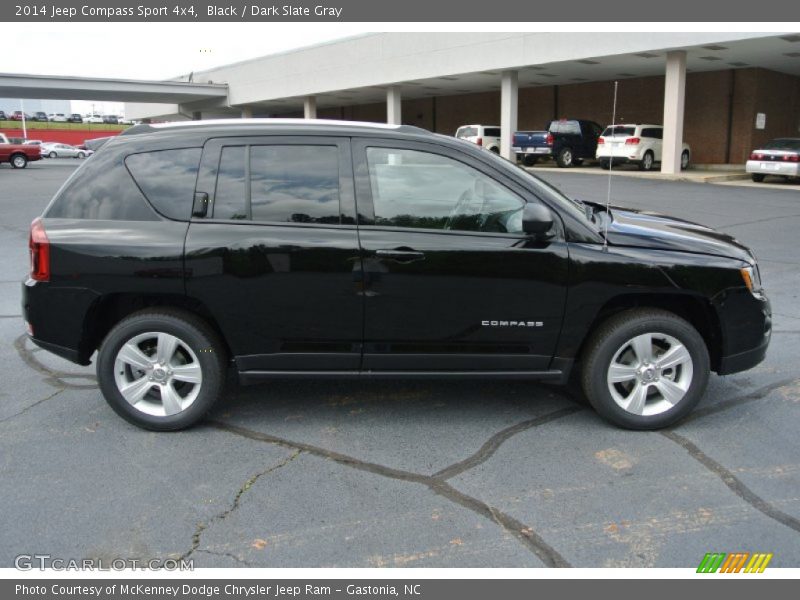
[4,23,370,115]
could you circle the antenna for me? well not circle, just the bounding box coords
[602,80,618,252]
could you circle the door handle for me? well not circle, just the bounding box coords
[375,248,426,263]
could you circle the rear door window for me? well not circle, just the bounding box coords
[641,128,663,139]
[483,128,501,137]
[210,144,341,224]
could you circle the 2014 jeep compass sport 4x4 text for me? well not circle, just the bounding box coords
[22,120,771,431]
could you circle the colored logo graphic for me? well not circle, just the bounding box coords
[697,552,773,573]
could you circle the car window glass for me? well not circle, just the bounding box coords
[602,126,636,137]
[641,128,662,139]
[366,147,524,234]
[250,145,340,224]
[125,148,202,221]
[456,127,478,138]
[213,146,247,220]
[484,128,501,137]
[763,139,800,151]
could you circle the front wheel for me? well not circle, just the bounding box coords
[680,150,690,170]
[580,309,709,430]
[97,310,226,431]
[48,151,57,158]
[11,154,27,169]
[77,152,85,159]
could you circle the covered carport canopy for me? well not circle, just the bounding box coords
[0,72,228,104]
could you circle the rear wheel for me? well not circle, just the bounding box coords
[10,154,27,169]
[48,151,57,158]
[639,151,654,171]
[752,173,765,183]
[489,146,500,154]
[599,160,610,170]
[580,309,709,430]
[522,155,538,167]
[556,147,574,168]
[97,310,226,431]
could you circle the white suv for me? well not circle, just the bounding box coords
[455,125,502,153]
[596,124,691,171]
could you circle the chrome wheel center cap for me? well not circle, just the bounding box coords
[152,367,168,382]
[639,364,657,382]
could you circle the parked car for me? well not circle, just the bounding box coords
[67,113,83,123]
[455,125,502,153]
[31,111,49,122]
[514,119,603,167]
[0,137,41,168]
[746,138,800,182]
[596,124,691,171]
[48,113,68,122]
[10,111,31,121]
[85,115,104,124]
[0,110,7,120]
[40,143,88,159]
[23,139,43,146]
[103,115,119,124]
[21,120,771,432]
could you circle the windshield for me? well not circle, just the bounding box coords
[763,138,800,151]
[602,126,635,137]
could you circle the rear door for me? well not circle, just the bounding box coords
[184,136,363,373]
[353,138,569,372]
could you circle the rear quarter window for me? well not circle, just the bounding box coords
[484,128,501,137]
[44,148,159,221]
[125,148,202,221]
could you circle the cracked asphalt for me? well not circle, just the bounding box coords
[0,159,798,568]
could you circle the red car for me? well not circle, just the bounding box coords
[0,140,41,168]
[10,111,32,121]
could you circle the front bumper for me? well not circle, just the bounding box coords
[746,160,800,177]
[716,292,771,375]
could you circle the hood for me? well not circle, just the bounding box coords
[595,204,753,263]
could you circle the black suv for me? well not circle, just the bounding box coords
[23,120,771,431]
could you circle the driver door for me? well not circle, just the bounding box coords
[353,138,569,372]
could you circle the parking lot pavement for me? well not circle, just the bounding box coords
[0,160,798,568]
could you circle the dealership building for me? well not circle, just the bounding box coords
[126,32,800,173]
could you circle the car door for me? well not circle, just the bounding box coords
[184,135,364,374]
[353,138,569,372]
[646,127,664,161]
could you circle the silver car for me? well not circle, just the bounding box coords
[746,138,800,182]
[40,143,88,159]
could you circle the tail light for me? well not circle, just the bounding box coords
[750,152,764,160]
[783,154,799,163]
[475,137,483,146]
[546,133,554,146]
[29,218,50,282]
[597,137,605,145]
[625,137,641,145]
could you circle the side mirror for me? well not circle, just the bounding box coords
[522,203,554,236]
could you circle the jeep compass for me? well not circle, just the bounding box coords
[22,120,771,430]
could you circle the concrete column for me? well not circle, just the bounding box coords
[303,96,317,119]
[240,107,253,119]
[386,86,402,125]
[661,50,687,174]
[500,70,519,161]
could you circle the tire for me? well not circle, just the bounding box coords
[522,155,538,167]
[639,151,654,171]
[77,152,85,159]
[48,151,57,158]
[489,146,500,154]
[573,158,584,166]
[10,154,27,169]
[751,174,765,183]
[680,150,690,170]
[96,309,226,431]
[580,308,709,430]
[556,147,574,168]
[599,160,610,170]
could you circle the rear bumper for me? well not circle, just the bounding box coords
[746,160,800,177]
[513,146,552,157]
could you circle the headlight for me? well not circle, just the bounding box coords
[740,264,762,294]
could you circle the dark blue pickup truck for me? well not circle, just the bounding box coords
[514,119,604,167]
